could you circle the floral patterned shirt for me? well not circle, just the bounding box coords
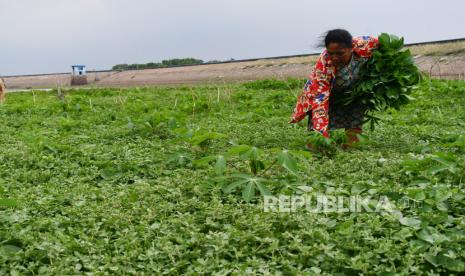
[290,36,379,137]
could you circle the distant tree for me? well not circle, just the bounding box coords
[112,64,129,71]
[162,58,203,67]
[112,58,204,71]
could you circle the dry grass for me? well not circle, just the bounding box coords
[252,56,318,67]
[248,40,465,67]
[407,41,465,56]
[256,40,465,65]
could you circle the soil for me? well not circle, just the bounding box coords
[3,53,465,91]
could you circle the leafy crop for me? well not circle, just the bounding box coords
[339,33,422,129]
[0,79,464,274]
[196,144,312,202]
[241,78,304,90]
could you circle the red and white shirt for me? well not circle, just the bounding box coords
[290,36,379,137]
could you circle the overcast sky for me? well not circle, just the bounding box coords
[1,0,464,75]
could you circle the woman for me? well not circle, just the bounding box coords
[290,29,379,147]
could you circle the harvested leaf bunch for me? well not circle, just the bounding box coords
[339,33,422,129]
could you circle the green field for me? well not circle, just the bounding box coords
[1,79,464,274]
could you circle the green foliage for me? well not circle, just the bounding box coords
[402,152,460,176]
[222,174,271,202]
[0,183,16,207]
[0,79,464,274]
[444,134,465,152]
[241,78,304,90]
[194,143,312,202]
[0,199,17,207]
[276,149,298,175]
[189,131,227,148]
[306,131,337,153]
[112,58,204,70]
[397,149,465,273]
[166,152,193,168]
[339,33,422,130]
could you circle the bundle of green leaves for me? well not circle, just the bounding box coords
[338,33,422,129]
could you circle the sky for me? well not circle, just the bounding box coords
[1,0,464,76]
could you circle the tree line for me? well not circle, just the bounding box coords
[112,58,227,71]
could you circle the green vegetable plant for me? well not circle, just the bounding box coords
[340,33,422,130]
[195,144,312,202]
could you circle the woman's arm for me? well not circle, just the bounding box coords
[352,36,379,58]
[290,51,333,137]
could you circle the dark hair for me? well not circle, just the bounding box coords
[321,29,353,49]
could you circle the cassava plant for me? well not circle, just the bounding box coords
[195,144,312,202]
[337,33,422,130]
